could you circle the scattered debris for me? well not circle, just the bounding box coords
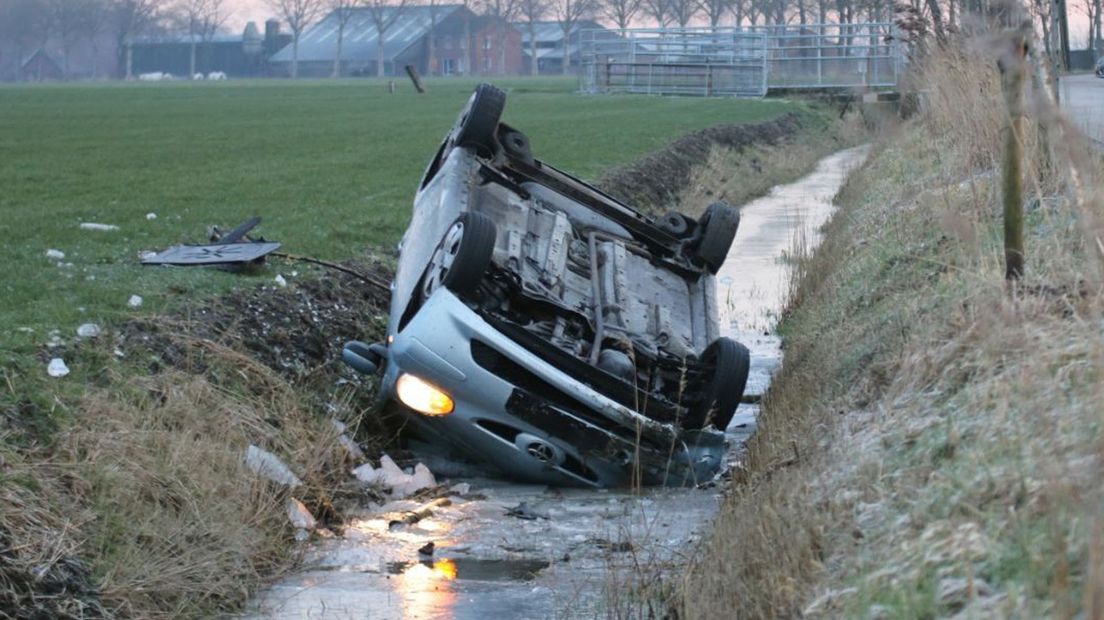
[47,358,70,377]
[274,274,288,288]
[76,323,101,338]
[337,435,364,460]
[45,249,65,259]
[448,482,471,496]
[417,541,435,556]
[286,498,316,530]
[79,222,119,232]
[505,502,550,521]
[355,455,437,498]
[128,295,143,308]
[244,445,302,487]
[294,529,310,542]
[142,216,281,268]
[591,538,634,552]
[146,212,157,220]
[388,498,452,529]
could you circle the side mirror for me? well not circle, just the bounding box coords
[343,341,387,375]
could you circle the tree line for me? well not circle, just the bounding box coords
[0,0,1088,80]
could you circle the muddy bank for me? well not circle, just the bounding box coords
[599,113,801,212]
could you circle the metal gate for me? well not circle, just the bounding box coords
[579,23,904,97]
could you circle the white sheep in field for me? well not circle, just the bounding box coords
[138,72,164,81]
[192,72,205,80]
[207,71,227,80]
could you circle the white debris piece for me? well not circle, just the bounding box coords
[294,529,310,542]
[47,358,70,377]
[46,249,65,260]
[79,223,119,232]
[352,462,381,485]
[274,274,287,288]
[146,212,157,220]
[448,482,471,496]
[128,295,143,308]
[76,323,101,338]
[338,434,365,460]
[244,445,302,487]
[286,498,316,530]
[390,462,436,498]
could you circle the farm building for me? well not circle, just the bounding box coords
[515,20,608,74]
[19,49,63,81]
[267,5,522,78]
[131,20,290,78]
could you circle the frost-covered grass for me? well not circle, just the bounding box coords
[682,44,1104,618]
[0,77,796,360]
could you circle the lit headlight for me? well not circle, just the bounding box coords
[395,373,454,416]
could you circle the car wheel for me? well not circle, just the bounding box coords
[421,212,497,302]
[500,128,534,164]
[450,83,506,157]
[657,211,692,237]
[685,337,750,431]
[693,202,740,274]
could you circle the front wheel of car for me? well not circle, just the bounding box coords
[421,212,497,302]
[684,337,750,431]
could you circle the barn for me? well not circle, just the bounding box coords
[268,5,522,78]
[20,49,63,82]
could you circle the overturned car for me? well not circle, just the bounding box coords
[344,84,750,487]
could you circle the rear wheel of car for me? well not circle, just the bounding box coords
[450,83,506,157]
[421,212,497,302]
[693,202,740,274]
[500,128,534,164]
[657,211,692,238]
[684,337,750,431]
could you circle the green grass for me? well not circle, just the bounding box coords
[0,77,797,359]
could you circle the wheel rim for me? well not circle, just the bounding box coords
[423,221,465,299]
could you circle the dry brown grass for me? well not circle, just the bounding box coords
[681,39,1104,619]
[1,335,363,618]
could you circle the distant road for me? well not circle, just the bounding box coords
[1061,73,1104,146]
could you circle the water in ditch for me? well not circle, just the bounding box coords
[246,145,868,619]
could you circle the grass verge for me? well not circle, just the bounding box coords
[681,40,1104,619]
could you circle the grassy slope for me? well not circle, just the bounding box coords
[682,50,1104,618]
[0,77,796,359]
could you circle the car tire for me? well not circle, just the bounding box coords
[657,212,692,237]
[693,202,740,274]
[500,128,534,164]
[421,212,497,302]
[451,83,506,157]
[685,337,750,431]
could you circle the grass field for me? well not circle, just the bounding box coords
[0,77,797,360]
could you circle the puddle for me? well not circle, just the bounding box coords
[246,145,869,619]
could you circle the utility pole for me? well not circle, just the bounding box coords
[1058,0,1071,71]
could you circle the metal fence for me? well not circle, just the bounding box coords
[579,23,904,97]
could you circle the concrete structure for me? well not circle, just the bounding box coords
[268,5,522,77]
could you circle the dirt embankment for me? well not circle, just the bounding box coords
[599,109,860,217]
[682,45,1104,618]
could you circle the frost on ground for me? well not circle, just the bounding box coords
[683,44,1104,619]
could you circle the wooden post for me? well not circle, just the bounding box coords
[999,30,1029,281]
[404,64,426,93]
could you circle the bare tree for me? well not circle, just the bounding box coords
[47,0,91,78]
[642,0,669,25]
[78,0,112,78]
[364,0,411,77]
[267,0,323,78]
[518,0,548,75]
[667,0,697,26]
[601,0,642,29]
[178,0,225,77]
[701,0,733,26]
[328,0,358,77]
[110,0,164,78]
[551,0,594,74]
[0,0,53,80]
